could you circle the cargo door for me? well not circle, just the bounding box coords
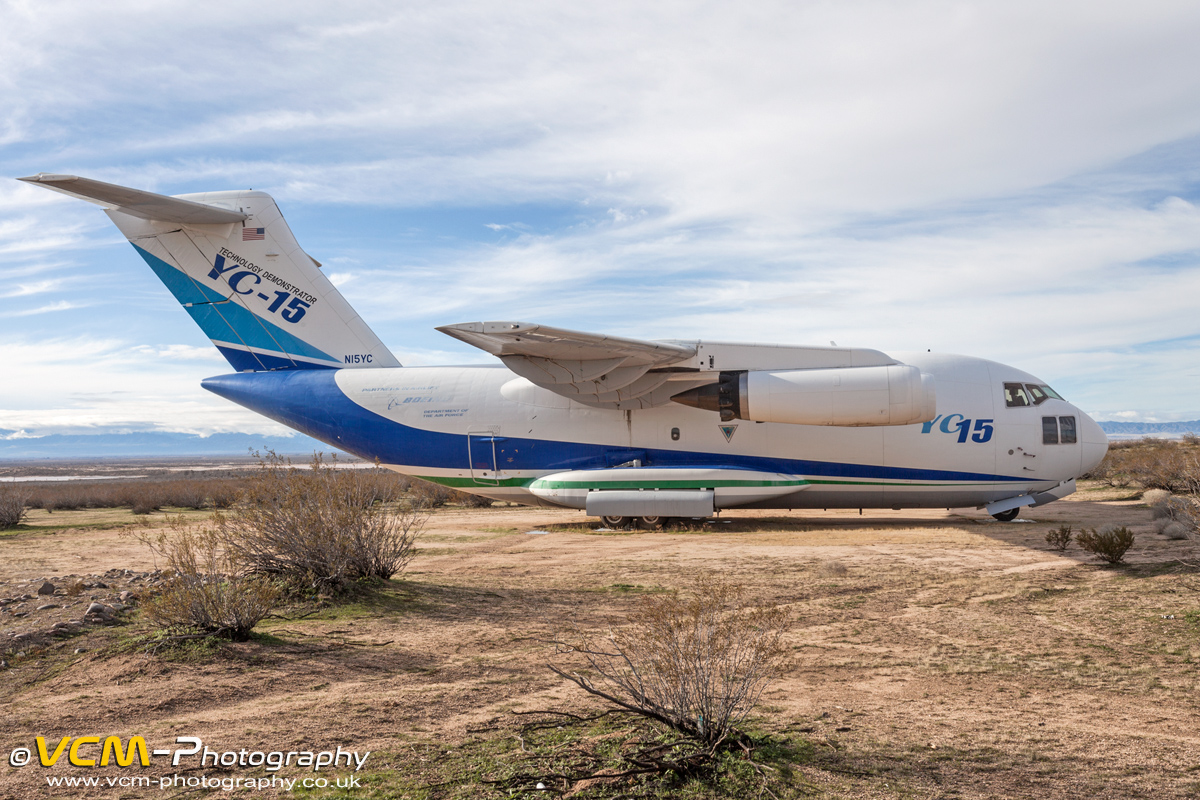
[468,429,506,486]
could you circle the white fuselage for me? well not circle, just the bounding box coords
[226,350,1106,512]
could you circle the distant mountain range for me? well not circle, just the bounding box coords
[1097,420,1200,435]
[2,420,1196,459]
[0,431,331,460]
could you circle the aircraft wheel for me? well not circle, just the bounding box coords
[992,508,1020,522]
[600,515,630,529]
[638,515,667,530]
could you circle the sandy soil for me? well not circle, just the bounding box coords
[2,487,1199,799]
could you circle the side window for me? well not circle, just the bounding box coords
[1059,416,1077,444]
[1026,384,1048,405]
[1042,416,1059,445]
[1005,383,1030,407]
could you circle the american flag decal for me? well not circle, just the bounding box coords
[242,227,265,241]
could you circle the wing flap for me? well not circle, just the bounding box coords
[439,321,699,408]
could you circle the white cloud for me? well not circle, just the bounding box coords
[4,1,1200,432]
[128,344,228,362]
[2,430,43,440]
[3,300,80,316]
[0,279,61,298]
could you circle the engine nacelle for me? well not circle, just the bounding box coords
[671,365,937,426]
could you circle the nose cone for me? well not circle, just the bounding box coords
[1079,411,1109,475]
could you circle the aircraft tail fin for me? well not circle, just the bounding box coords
[19,174,401,372]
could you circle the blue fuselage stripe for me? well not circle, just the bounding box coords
[201,370,1026,484]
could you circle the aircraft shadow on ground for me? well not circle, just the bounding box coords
[531,499,1195,576]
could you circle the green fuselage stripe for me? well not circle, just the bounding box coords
[416,475,531,488]
[529,478,809,490]
[414,475,1002,491]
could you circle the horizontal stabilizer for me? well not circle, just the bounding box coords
[18,174,247,225]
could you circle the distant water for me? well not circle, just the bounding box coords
[0,475,146,483]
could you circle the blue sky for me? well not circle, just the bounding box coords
[3,1,1200,441]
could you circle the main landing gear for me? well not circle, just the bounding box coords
[600,515,670,530]
[991,508,1020,522]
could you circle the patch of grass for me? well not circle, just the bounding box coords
[0,518,141,536]
[412,547,458,557]
[246,630,290,646]
[115,630,225,661]
[264,579,449,623]
[328,714,817,799]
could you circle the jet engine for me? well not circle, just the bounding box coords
[671,365,936,426]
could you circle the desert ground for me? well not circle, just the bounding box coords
[2,478,1199,799]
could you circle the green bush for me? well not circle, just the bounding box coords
[1045,525,1073,552]
[1075,525,1135,565]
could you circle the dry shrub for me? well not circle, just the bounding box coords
[1089,439,1200,492]
[66,579,85,597]
[1160,521,1192,541]
[407,478,456,508]
[141,521,280,641]
[1149,494,1199,540]
[455,490,496,508]
[1045,525,1073,552]
[216,452,425,590]
[167,481,212,510]
[0,484,29,529]
[129,487,162,516]
[1075,525,1135,565]
[406,479,494,508]
[551,576,791,748]
[817,560,849,578]
[26,477,244,512]
[207,482,239,509]
[1143,489,1171,507]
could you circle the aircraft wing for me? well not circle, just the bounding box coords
[437,321,705,408]
[440,320,937,423]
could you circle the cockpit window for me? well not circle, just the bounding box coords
[1025,384,1063,404]
[1004,383,1031,407]
[1041,415,1077,445]
[1007,382,1064,407]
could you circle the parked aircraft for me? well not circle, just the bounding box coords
[20,174,1108,526]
